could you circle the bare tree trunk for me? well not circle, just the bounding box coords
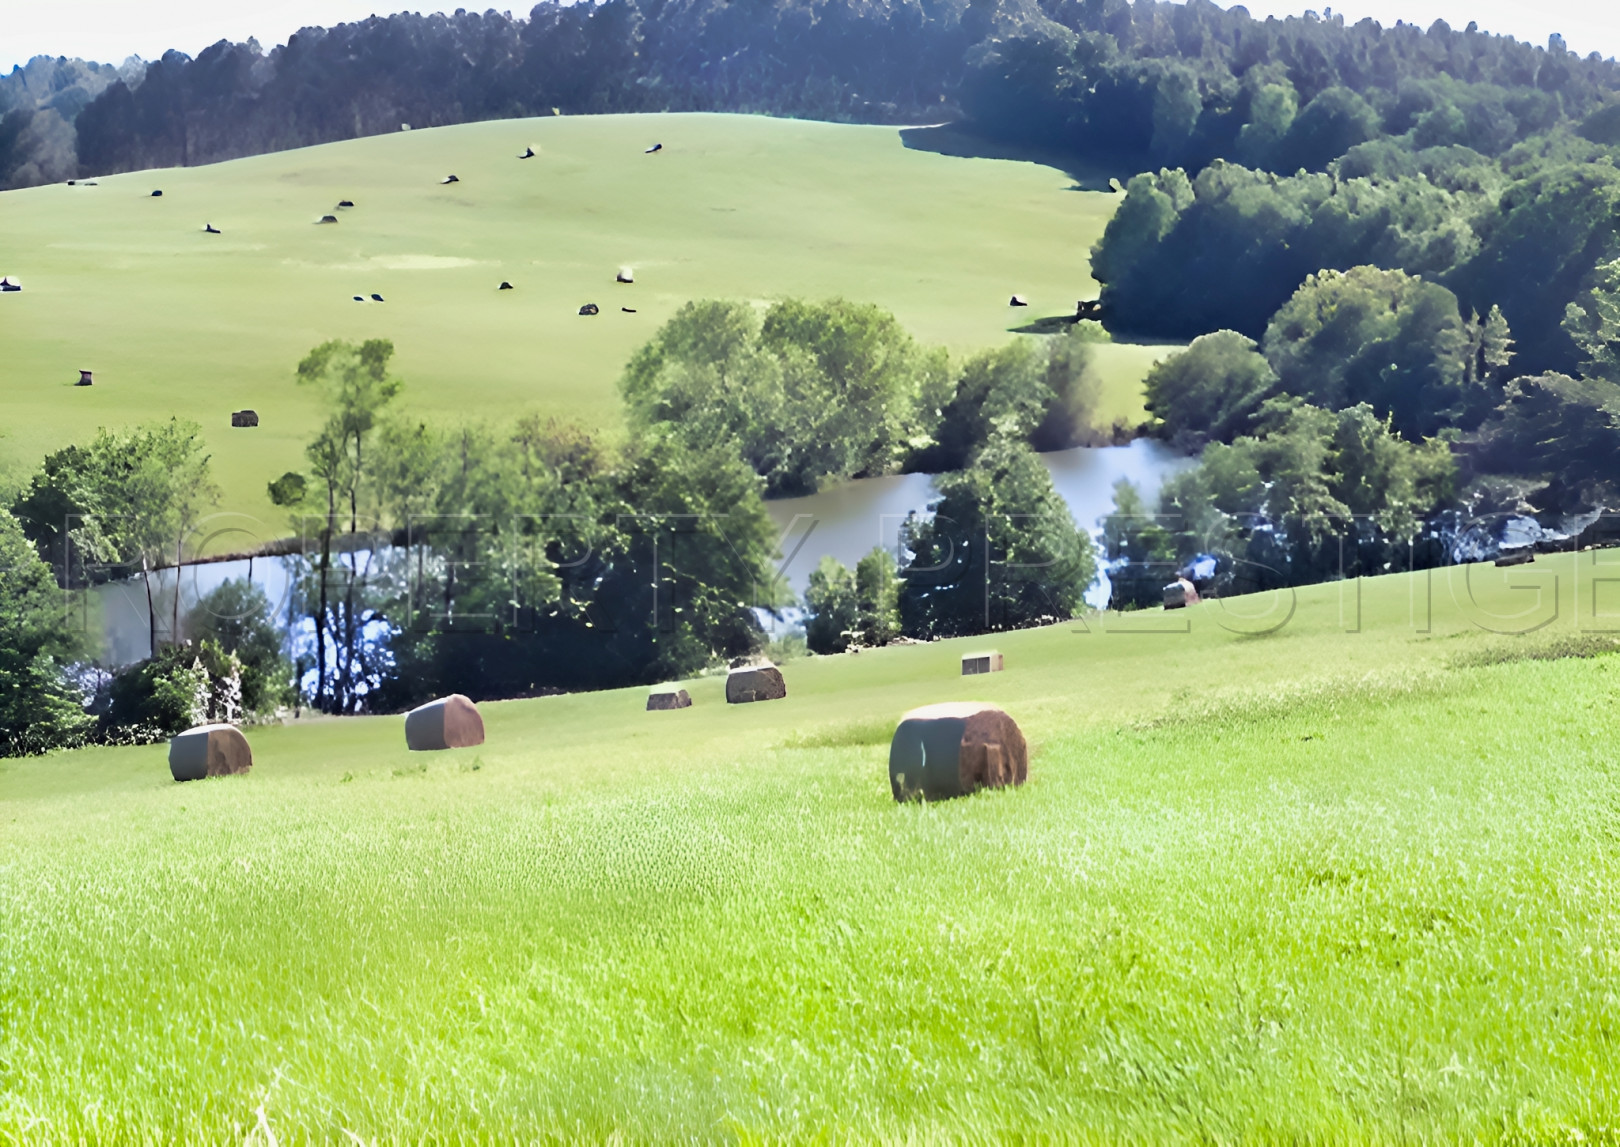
[171,531,184,646]
[141,555,157,658]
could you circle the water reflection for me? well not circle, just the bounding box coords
[764,439,1191,596]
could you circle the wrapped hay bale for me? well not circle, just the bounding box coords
[888,702,1027,802]
[647,687,691,710]
[961,651,1003,675]
[1163,577,1199,609]
[405,694,485,750]
[726,664,785,704]
[169,724,253,782]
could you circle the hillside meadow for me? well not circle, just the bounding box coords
[3,553,1619,1138]
[0,112,1159,526]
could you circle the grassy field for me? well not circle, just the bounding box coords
[0,112,1157,526]
[4,553,1619,1139]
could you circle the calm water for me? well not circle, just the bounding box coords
[763,439,1192,596]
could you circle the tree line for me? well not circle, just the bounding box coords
[5,0,1617,191]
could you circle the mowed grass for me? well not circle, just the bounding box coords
[0,112,1155,526]
[4,555,1620,1139]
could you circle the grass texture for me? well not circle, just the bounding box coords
[0,112,1153,525]
[4,553,1619,1139]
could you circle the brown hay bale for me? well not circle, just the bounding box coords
[578,302,599,315]
[1495,547,1535,567]
[889,701,1027,802]
[231,410,259,428]
[404,694,486,751]
[961,651,1003,675]
[1163,577,1199,609]
[647,687,692,710]
[169,724,253,782]
[726,664,785,704]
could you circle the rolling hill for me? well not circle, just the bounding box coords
[0,112,1161,526]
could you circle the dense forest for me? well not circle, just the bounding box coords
[3,0,1617,189]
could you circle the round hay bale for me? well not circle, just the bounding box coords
[231,410,259,428]
[888,701,1026,802]
[169,724,253,782]
[617,268,634,283]
[578,302,599,315]
[404,694,485,751]
[647,687,692,711]
[150,189,163,197]
[725,664,785,704]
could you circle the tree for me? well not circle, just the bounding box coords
[853,546,902,646]
[1143,330,1277,445]
[804,556,859,654]
[1562,257,1620,382]
[11,420,219,655]
[1262,266,1478,438]
[185,580,294,715]
[899,435,1095,637]
[290,339,403,713]
[0,508,90,756]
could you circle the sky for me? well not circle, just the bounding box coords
[2,0,1617,73]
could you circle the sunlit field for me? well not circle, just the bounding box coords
[0,112,1158,524]
[4,554,1618,1138]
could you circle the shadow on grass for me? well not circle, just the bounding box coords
[898,122,1140,192]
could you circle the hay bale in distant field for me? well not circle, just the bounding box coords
[405,694,485,751]
[1496,547,1535,567]
[317,214,338,224]
[578,302,599,315]
[0,276,20,293]
[150,189,163,197]
[961,651,1003,675]
[231,410,259,427]
[617,268,634,283]
[726,664,785,704]
[76,370,92,386]
[645,143,663,153]
[441,174,460,184]
[647,687,692,710]
[499,281,513,290]
[338,199,355,207]
[169,724,253,782]
[353,295,365,301]
[519,146,536,158]
[204,223,220,233]
[1009,294,1028,306]
[889,701,1027,802]
[1163,577,1199,609]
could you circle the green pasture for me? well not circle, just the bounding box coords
[4,554,1619,1138]
[0,112,1154,527]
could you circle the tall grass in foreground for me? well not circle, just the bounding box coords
[2,655,1618,1139]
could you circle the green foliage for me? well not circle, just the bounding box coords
[621,299,945,496]
[900,435,1095,637]
[0,508,89,756]
[185,580,295,716]
[1562,257,1620,382]
[1272,86,1380,173]
[103,641,245,741]
[1092,162,1488,343]
[1143,330,1277,444]
[1115,402,1456,604]
[1262,266,1479,439]
[803,556,859,654]
[1469,372,1620,512]
[803,547,902,653]
[267,472,307,508]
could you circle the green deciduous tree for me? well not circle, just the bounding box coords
[0,508,90,756]
[1143,330,1278,445]
[900,435,1095,637]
